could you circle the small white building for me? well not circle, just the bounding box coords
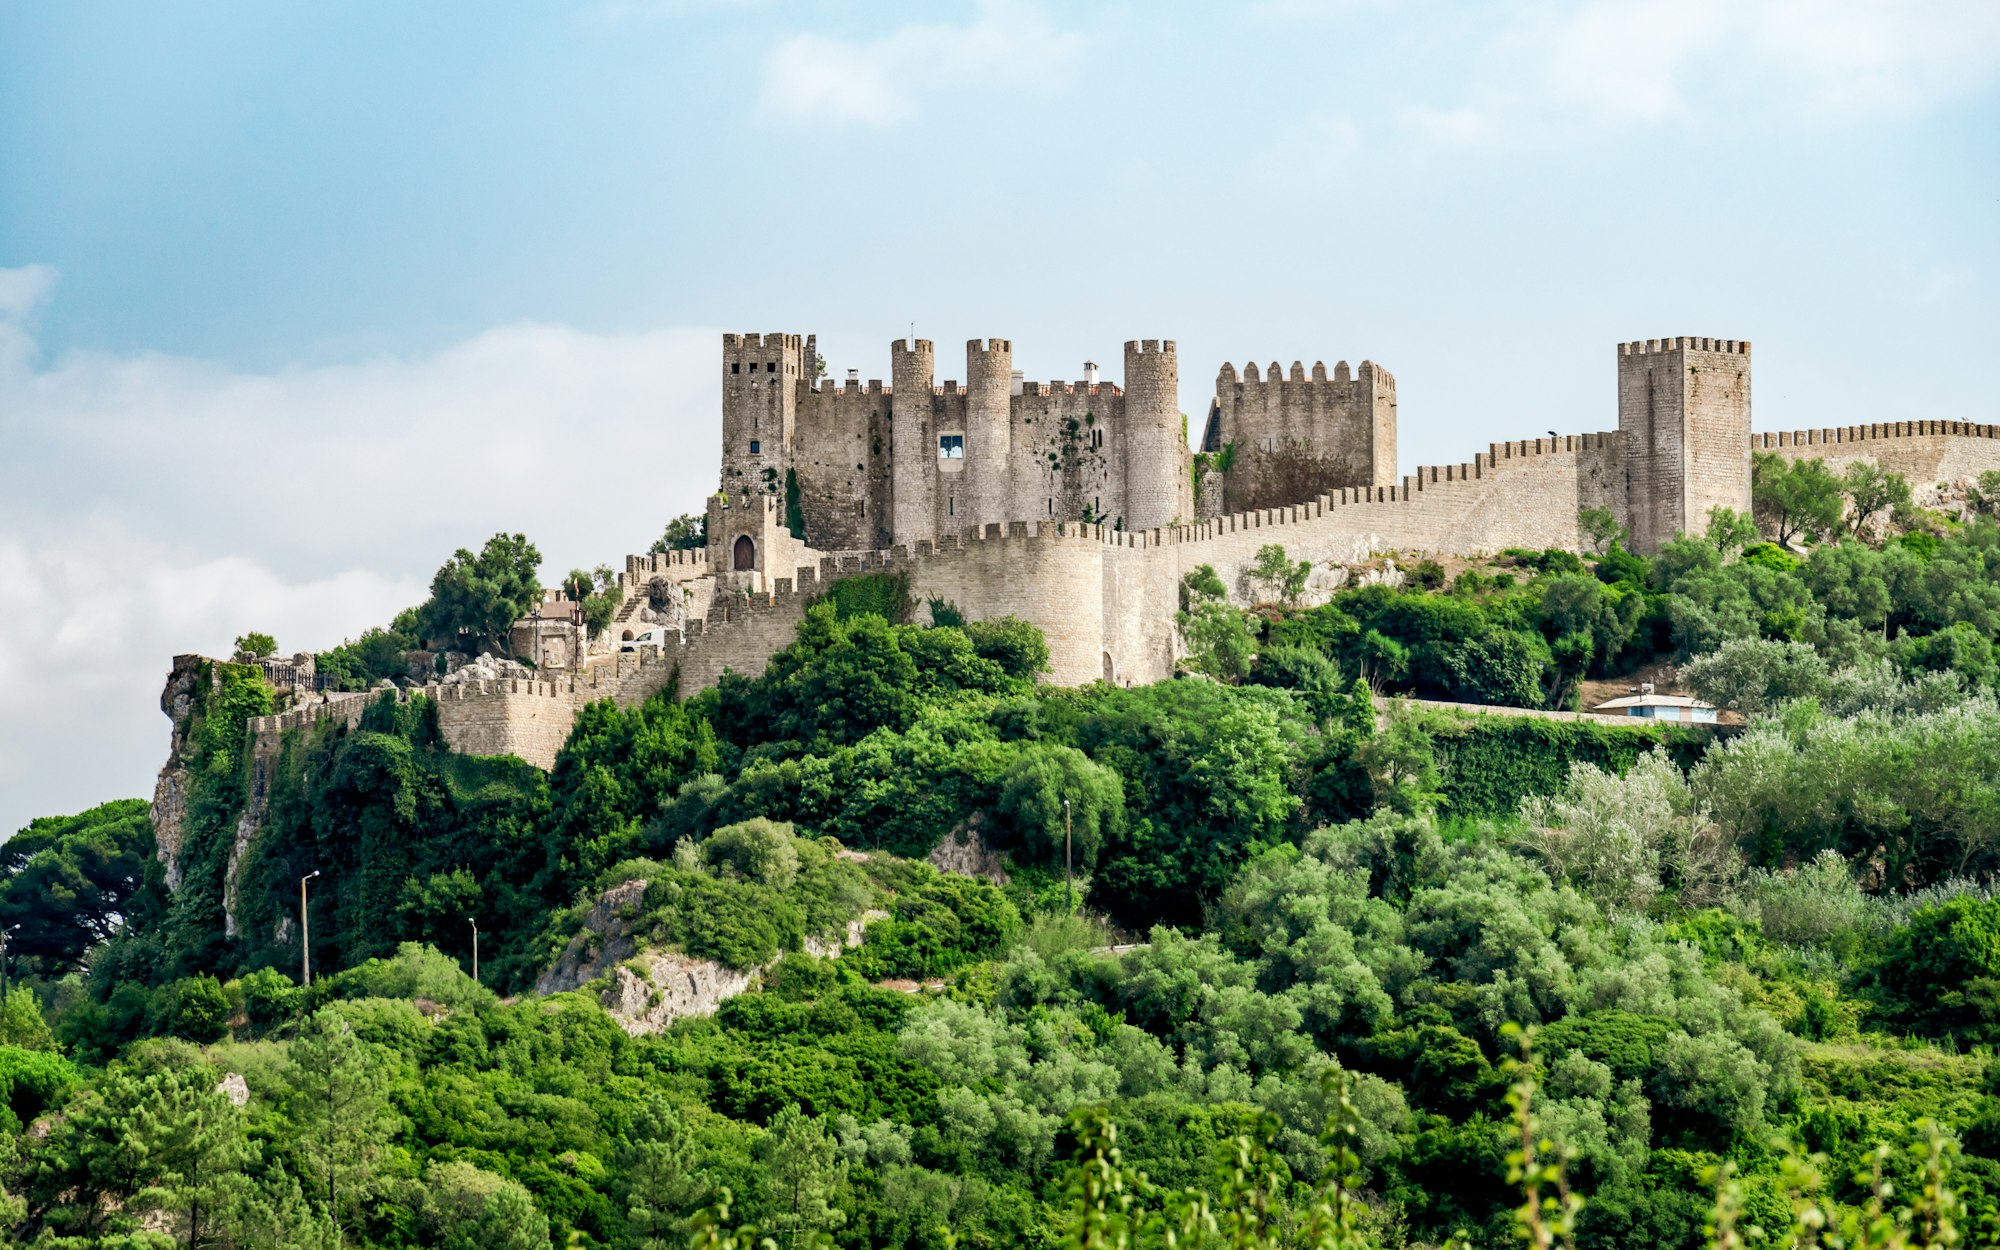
[1591,692,1719,723]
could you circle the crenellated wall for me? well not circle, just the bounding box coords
[1208,356,1397,513]
[237,330,1995,777]
[1756,420,2000,490]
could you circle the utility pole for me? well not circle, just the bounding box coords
[469,917,479,984]
[300,870,321,987]
[1063,799,1074,914]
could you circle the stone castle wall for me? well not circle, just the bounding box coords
[242,421,1998,774]
[1209,358,1397,511]
[1758,421,2000,489]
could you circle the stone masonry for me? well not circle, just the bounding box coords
[227,331,2000,775]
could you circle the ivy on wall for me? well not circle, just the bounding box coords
[1429,714,1715,817]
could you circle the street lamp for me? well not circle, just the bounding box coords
[300,870,321,987]
[0,923,18,1003]
[468,917,480,984]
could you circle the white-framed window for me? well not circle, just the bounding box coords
[938,434,964,459]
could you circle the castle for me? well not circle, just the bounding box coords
[223,330,2000,776]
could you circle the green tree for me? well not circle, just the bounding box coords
[995,743,1127,870]
[420,532,542,655]
[1874,896,2000,1045]
[0,798,156,975]
[1703,506,1759,553]
[1751,453,1844,547]
[561,564,621,638]
[1678,637,1829,716]
[1842,460,1913,537]
[285,1011,400,1242]
[417,1160,553,1250]
[705,819,802,889]
[0,987,55,1052]
[760,1104,848,1250]
[22,1057,251,1244]
[1580,507,1625,555]
[232,631,279,660]
[1250,544,1311,606]
[1357,702,1440,815]
[161,974,231,1044]
[620,1092,706,1250]
[650,512,708,553]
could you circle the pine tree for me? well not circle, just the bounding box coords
[285,1011,400,1247]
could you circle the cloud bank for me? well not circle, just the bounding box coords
[0,267,718,836]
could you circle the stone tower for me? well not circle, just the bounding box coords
[965,338,1013,529]
[1617,336,1752,553]
[721,332,807,505]
[890,338,937,546]
[1121,339,1186,531]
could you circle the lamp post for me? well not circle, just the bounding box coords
[0,924,18,1003]
[300,870,321,987]
[469,917,480,984]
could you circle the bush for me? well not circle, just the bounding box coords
[704,819,801,890]
[158,974,230,1043]
[1874,895,2000,1044]
[994,743,1126,869]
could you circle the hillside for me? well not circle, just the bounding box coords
[7,500,2000,1248]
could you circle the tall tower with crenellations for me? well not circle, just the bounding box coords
[1121,339,1186,531]
[965,338,1014,530]
[721,332,809,506]
[889,338,937,547]
[1617,336,1752,553]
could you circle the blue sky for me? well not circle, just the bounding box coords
[1,0,1996,832]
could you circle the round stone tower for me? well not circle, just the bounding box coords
[1121,339,1184,532]
[965,338,1013,530]
[889,338,936,546]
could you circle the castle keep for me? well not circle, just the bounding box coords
[226,331,2000,775]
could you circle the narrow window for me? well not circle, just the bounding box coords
[1048,498,1054,515]
[948,496,955,516]
[749,440,761,454]
[731,362,740,374]
[766,361,776,373]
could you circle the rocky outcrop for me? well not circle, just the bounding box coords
[594,953,760,1036]
[535,878,650,995]
[535,877,882,1036]
[149,655,209,892]
[439,654,536,687]
[928,816,1009,884]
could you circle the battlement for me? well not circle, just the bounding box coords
[1016,381,1122,398]
[1174,429,1623,545]
[891,339,935,356]
[723,332,804,356]
[1222,358,1390,389]
[808,377,889,395]
[1619,336,1750,356]
[968,338,1011,355]
[1124,339,1175,356]
[1753,420,1998,449]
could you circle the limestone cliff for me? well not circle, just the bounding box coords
[535,876,879,1036]
[148,655,209,892]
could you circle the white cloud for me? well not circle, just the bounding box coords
[0,265,722,836]
[1399,0,2000,148]
[756,0,1083,126]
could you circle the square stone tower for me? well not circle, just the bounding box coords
[1618,336,1752,553]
